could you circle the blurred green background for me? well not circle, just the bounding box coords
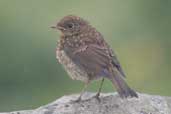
[0,0,171,112]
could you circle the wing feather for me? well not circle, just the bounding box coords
[66,43,126,78]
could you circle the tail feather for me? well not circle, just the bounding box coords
[109,67,138,98]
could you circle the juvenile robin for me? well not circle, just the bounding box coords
[51,15,138,101]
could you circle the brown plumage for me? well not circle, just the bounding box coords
[51,15,138,101]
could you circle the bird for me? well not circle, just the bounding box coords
[51,15,138,101]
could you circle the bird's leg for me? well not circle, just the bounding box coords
[96,78,104,97]
[93,78,104,101]
[74,82,89,102]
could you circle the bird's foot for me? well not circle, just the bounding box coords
[92,93,101,102]
[70,96,82,103]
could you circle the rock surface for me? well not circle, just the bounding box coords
[0,92,171,114]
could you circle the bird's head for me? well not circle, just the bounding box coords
[51,15,89,36]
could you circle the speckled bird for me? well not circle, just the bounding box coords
[51,15,138,101]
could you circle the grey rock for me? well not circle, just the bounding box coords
[0,92,171,114]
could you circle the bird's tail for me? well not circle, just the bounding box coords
[109,67,138,98]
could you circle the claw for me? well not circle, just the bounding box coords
[70,97,82,102]
[92,93,101,102]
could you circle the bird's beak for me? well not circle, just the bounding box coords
[57,26,65,31]
[50,24,65,30]
[50,25,57,29]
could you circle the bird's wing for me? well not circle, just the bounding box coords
[69,43,126,78]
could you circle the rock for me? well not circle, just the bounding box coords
[0,92,171,114]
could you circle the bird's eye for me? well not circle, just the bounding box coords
[67,23,74,29]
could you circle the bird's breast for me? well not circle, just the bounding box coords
[56,46,89,83]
